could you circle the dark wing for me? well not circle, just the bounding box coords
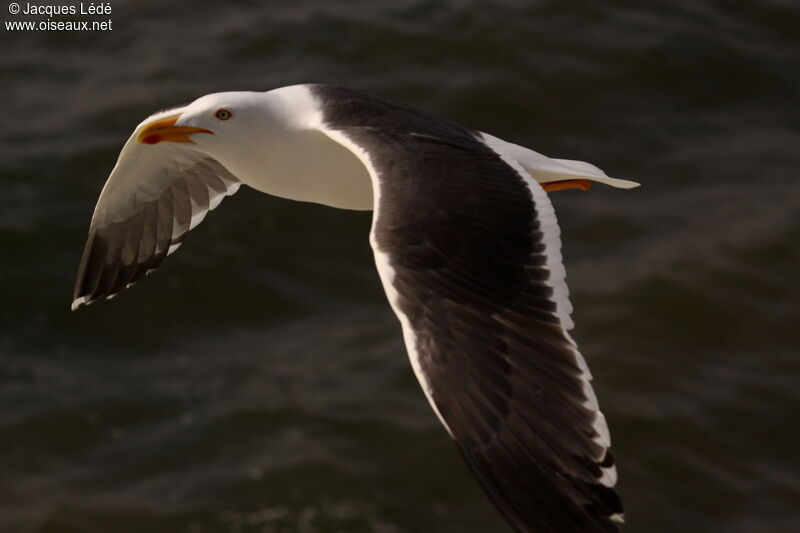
[72,110,240,309]
[324,106,622,531]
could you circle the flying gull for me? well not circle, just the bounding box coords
[72,84,639,533]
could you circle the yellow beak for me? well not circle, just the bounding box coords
[136,116,213,145]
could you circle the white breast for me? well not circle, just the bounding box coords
[250,127,373,210]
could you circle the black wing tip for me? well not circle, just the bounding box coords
[455,440,624,533]
[70,291,122,311]
[71,225,168,312]
[70,289,121,310]
[70,296,87,311]
[71,263,153,311]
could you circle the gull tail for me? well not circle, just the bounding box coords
[481,132,640,189]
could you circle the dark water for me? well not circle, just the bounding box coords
[2,1,799,531]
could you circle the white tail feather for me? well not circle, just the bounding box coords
[481,133,640,189]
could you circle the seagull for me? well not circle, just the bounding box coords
[72,84,639,533]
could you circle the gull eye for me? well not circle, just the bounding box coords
[215,109,232,120]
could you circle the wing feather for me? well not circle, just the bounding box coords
[72,111,240,309]
[312,84,623,532]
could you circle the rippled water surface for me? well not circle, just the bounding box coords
[2,1,799,532]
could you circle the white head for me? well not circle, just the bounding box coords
[136,91,283,168]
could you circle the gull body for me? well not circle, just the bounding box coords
[73,84,639,533]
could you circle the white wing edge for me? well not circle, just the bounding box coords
[482,131,621,493]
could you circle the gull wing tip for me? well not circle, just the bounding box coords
[70,296,86,311]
